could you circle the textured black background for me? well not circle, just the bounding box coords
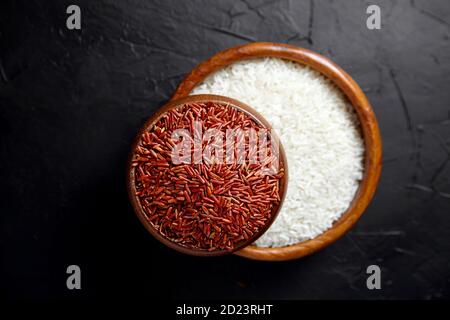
[1,0,449,300]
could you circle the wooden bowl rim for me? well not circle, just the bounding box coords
[172,42,382,261]
[127,93,288,257]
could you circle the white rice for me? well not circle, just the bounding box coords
[191,58,364,247]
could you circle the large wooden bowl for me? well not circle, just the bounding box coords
[172,42,382,261]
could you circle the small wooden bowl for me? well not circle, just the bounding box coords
[127,94,288,256]
[172,42,382,261]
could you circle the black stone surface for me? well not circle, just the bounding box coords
[1,0,449,300]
